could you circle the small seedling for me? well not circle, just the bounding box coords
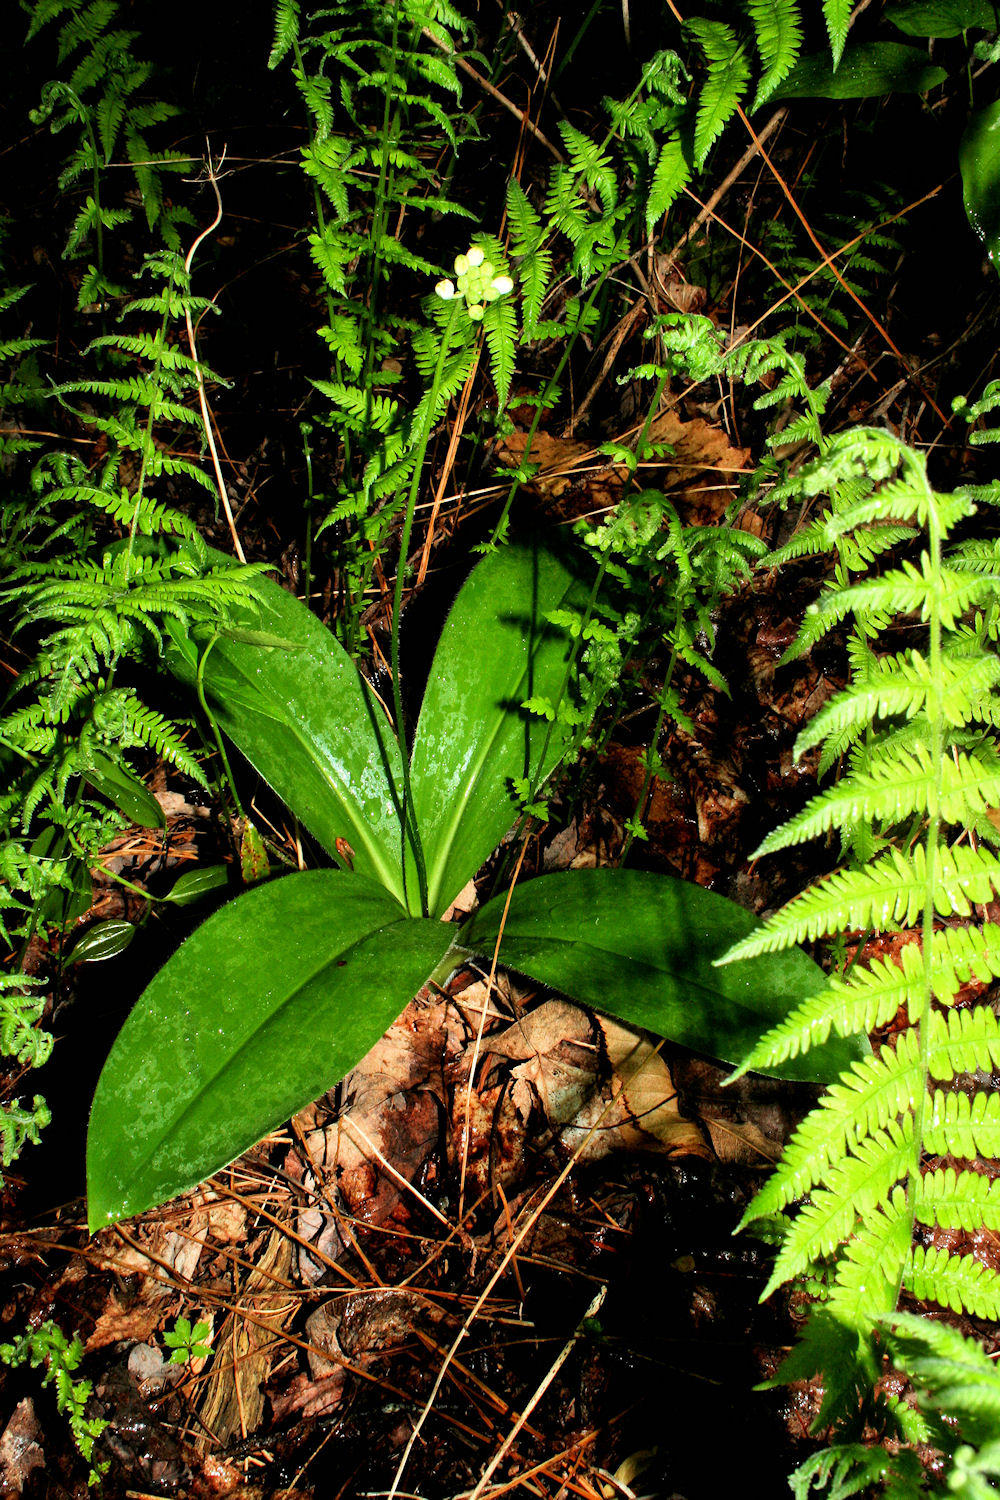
[163,1316,212,1365]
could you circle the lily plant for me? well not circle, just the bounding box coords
[86,537,861,1230]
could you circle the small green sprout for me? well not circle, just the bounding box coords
[435,244,513,320]
[163,1315,213,1365]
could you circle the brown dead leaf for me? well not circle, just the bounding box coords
[483,1000,706,1162]
[598,1017,704,1153]
[0,1399,44,1495]
[86,1295,164,1353]
[487,998,594,1059]
[269,1371,347,1423]
[500,412,749,529]
[295,997,466,1279]
[701,1113,783,1166]
[498,431,620,501]
[305,1288,444,1380]
[647,410,750,524]
[91,1189,247,1289]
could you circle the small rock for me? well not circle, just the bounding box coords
[127,1342,183,1394]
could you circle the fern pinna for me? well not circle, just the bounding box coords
[719,428,1000,1346]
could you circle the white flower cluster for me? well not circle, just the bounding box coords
[435,246,513,321]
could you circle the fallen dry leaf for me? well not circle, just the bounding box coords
[305,1288,444,1380]
[86,1295,164,1353]
[91,1189,247,1289]
[484,999,707,1162]
[0,1399,44,1495]
[499,413,749,527]
[498,430,622,502]
[294,997,466,1280]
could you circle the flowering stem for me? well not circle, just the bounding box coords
[390,297,461,916]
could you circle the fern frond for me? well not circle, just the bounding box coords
[269,0,301,68]
[795,649,1000,757]
[930,922,1000,997]
[686,17,751,168]
[732,944,925,1077]
[915,1167,1000,1231]
[646,135,690,227]
[755,745,1000,856]
[884,1310,1000,1434]
[741,1033,922,1222]
[928,1004,1000,1080]
[720,845,929,960]
[905,1245,1000,1320]
[828,1188,913,1326]
[924,1089,1000,1159]
[823,0,852,66]
[793,557,998,657]
[761,1123,912,1299]
[483,295,516,410]
[748,0,803,107]
[727,842,1000,963]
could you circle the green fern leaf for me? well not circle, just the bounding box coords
[915,1167,1000,1231]
[761,1123,913,1298]
[828,1188,912,1326]
[795,556,999,658]
[795,649,1000,758]
[726,843,1000,964]
[732,945,925,1077]
[755,745,1000,857]
[924,1089,1000,1159]
[823,0,852,67]
[686,17,751,168]
[646,135,690,227]
[482,296,517,410]
[906,1244,1000,1320]
[741,1035,922,1223]
[928,1004,1000,1080]
[930,923,1000,998]
[720,845,929,961]
[748,0,803,108]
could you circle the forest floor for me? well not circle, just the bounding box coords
[2,2,1000,1496]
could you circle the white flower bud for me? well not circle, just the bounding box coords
[467,302,484,321]
[466,246,485,268]
[491,274,514,295]
[454,253,469,275]
[435,279,456,300]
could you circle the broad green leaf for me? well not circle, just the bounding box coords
[462,869,866,1082]
[165,865,229,906]
[887,0,999,36]
[775,42,947,98]
[961,100,1000,272]
[165,567,408,902]
[87,871,456,1228]
[408,543,586,917]
[70,920,136,964]
[85,751,165,829]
